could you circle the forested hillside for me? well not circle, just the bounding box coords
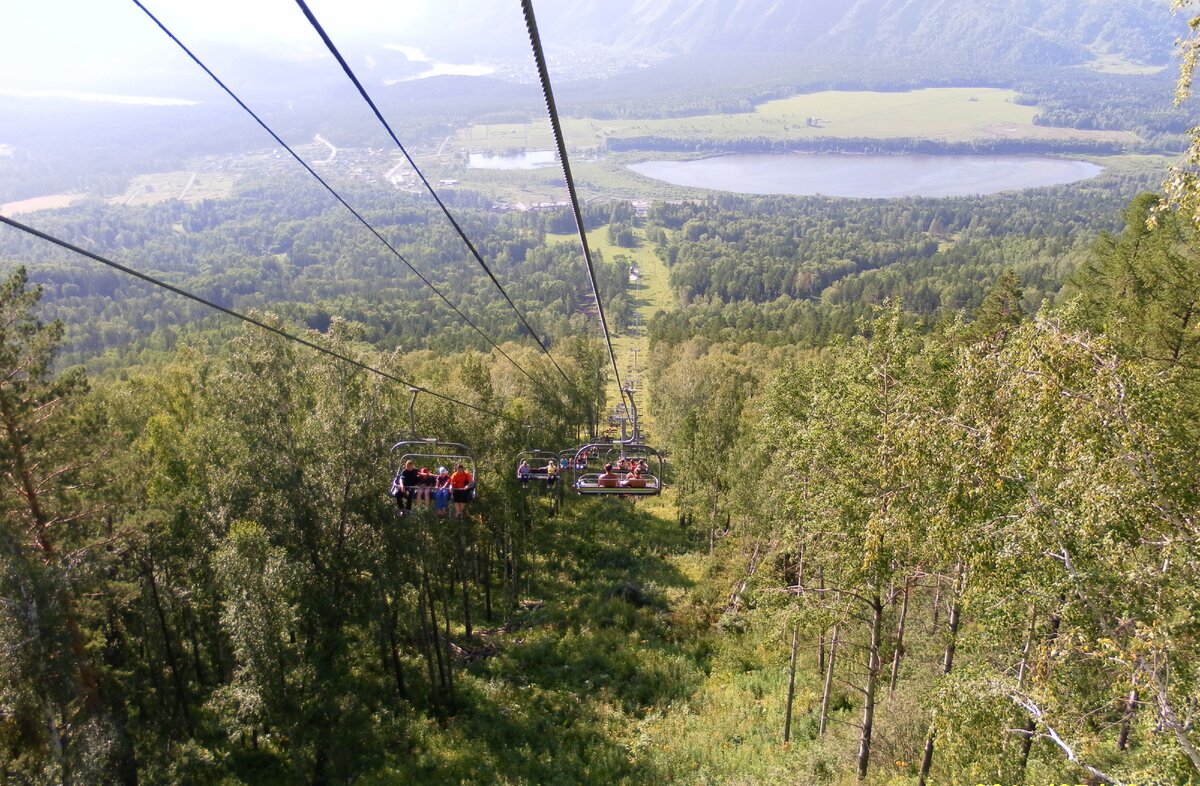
[0,179,634,370]
[4,184,1200,783]
[5,1,1200,783]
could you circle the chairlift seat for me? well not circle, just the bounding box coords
[574,473,661,495]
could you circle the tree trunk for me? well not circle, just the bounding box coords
[784,627,799,743]
[144,559,193,735]
[857,594,883,781]
[888,576,911,699]
[182,603,208,687]
[1011,608,1037,761]
[45,700,65,782]
[439,578,456,711]
[819,627,839,736]
[483,542,493,622]
[457,529,472,640]
[1018,601,1063,779]
[417,567,440,706]
[2,403,104,718]
[817,567,826,674]
[381,589,406,699]
[1118,687,1138,751]
[918,575,963,786]
[425,569,447,697]
[931,579,941,632]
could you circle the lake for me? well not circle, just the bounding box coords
[627,153,1104,198]
[469,151,558,170]
[383,44,496,83]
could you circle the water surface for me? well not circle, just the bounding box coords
[469,150,557,170]
[383,44,496,82]
[628,153,1103,197]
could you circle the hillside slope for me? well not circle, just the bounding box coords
[536,0,1179,66]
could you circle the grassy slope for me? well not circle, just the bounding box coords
[547,223,673,436]
[386,227,862,785]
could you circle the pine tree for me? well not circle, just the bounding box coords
[0,267,133,783]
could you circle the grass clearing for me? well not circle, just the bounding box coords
[113,170,237,207]
[0,193,83,216]
[548,223,674,438]
[1082,54,1168,75]
[456,88,1137,155]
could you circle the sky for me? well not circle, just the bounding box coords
[0,0,521,96]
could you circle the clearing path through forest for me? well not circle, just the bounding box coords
[592,220,674,441]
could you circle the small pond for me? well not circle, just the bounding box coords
[469,150,557,170]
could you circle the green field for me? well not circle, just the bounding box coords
[441,87,1144,203]
[114,170,238,207]
[457,87,1137,153]
[548,224,675,440]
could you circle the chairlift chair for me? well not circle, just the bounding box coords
[516,448,564,513]
[389,389,477,512]
[570,441,664,496]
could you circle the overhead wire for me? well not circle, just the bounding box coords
[129,0,553,398]
[519,0,626,405]
[0,214,512,421]
[290,0,580,392]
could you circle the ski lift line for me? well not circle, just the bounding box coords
[128,0,549,398]
[519,0,625,406]
[291,0,578,394]
[0,215,509,422]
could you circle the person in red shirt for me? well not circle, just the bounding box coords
[449,463,474,518]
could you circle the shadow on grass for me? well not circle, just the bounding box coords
[394,497,708,785]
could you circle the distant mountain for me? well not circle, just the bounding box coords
[424,0,1182,71]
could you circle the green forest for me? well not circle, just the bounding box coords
[4,172,1200,783]
[6,1,1200,783]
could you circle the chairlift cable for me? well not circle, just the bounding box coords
[0,215,510,421]
[519,0,626,405]
[130,0,551,398]
[292,0,579,395]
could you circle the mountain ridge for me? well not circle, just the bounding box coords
[414,0,1181,73]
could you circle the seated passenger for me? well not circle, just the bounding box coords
[434,467,451,517]
[449,463,474,518]
[517,459,531,484]
[624,467,647,489]
[598,463,620,488]
[545,460,559,486]
[417,467,433,506]
[390,470,404,508]
[398,460,420,510]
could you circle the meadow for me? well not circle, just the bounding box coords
[457,87,1137,153]
[114,170,238,206]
